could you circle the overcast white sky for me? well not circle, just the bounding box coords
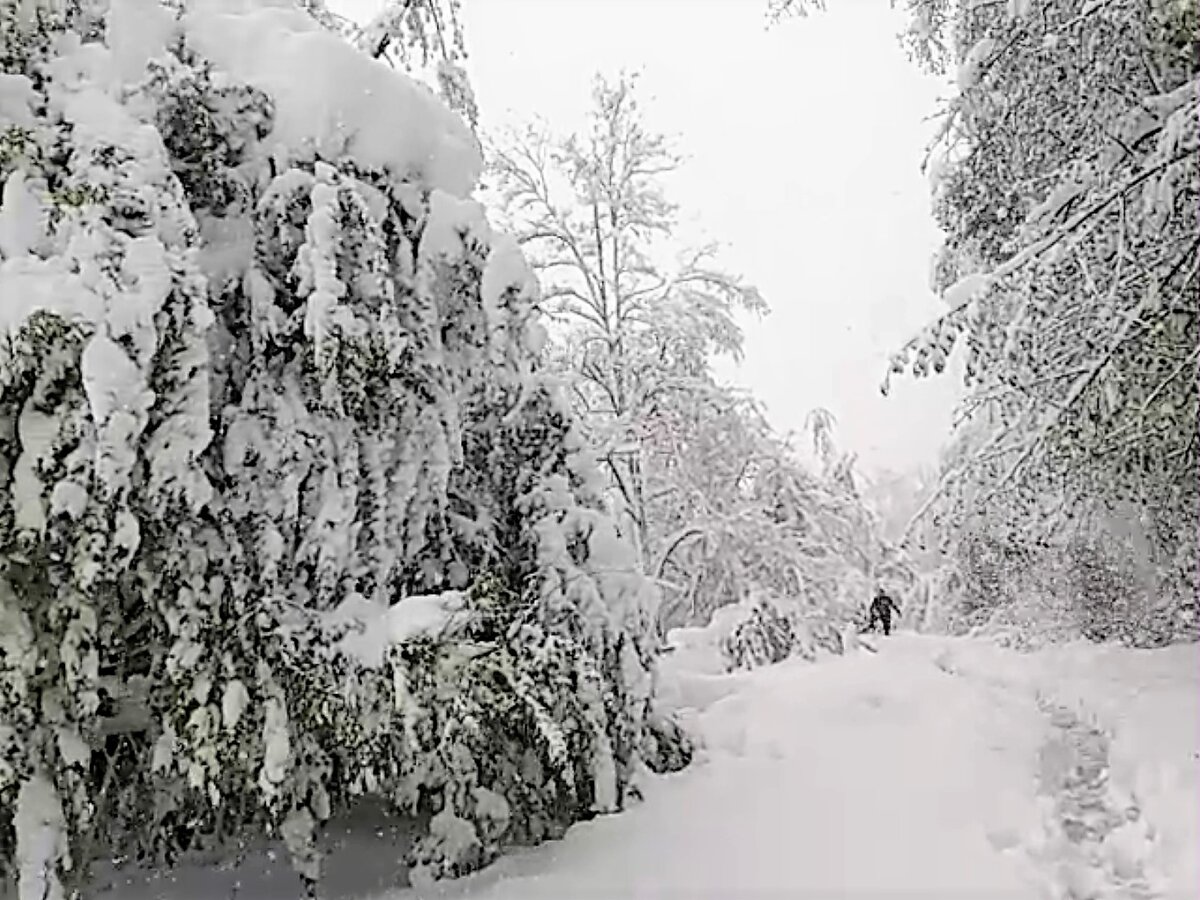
[331,0,962,476]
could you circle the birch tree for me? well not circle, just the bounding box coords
[879,0,1198,643]
[489,72,766,563]
[490,74,892,641]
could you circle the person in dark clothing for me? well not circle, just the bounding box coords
[867,589,901,636]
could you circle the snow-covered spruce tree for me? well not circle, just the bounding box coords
[0,2,217,892]
[0,2,672,896]
[880,0,1198,645]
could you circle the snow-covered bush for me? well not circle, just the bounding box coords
[718,593,846,672]
[381,580,627,884]
[722,598,797,670]
[0,2,678,896]
[966,574,1084,652]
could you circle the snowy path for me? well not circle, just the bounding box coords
[100,635,1198,900]
[386,636,1050,900]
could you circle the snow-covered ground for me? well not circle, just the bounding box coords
[368,633,1197,900]
[381,635,1042,900]
[931,636,1200,899]
[90,634,1199,900]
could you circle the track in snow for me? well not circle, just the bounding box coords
[384,635,1046,900]
[101,635,1196,900]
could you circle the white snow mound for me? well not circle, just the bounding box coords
[182,0,481,197]
[326,591,468,668]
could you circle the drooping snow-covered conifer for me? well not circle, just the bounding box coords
[0,3,676,896]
